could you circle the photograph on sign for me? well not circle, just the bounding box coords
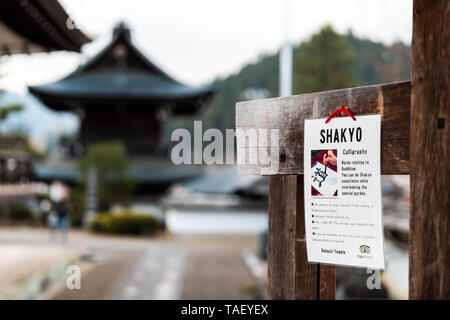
[311,149,338,197]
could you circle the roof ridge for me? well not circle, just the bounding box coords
[70,22,177,83]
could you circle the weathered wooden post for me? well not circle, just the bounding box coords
[236,0,448,300]
[409,0,449,300]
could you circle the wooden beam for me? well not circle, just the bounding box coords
[236,81,410,175]
[268,175,335,299]
[409,0,449,300]
[319,265,336,300]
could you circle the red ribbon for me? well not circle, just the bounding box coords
[325,106,356,123]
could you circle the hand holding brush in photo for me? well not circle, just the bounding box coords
[323,150,337,167]
[311,149,338,197]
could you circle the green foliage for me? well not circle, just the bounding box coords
[0,133,45,159]
[346,31,410,85]
[0,100,44,159]
[7,203,33,220]
[293,25,355,93]
[0,104,23,120]
[79,141,136,211]
[89,210,163,236]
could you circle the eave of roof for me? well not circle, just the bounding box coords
[0,0,91,54]
[29,70,214,101]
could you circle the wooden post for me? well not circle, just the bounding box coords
[409,0,449,300]
[237,81,410,299]
[268,175,335,299]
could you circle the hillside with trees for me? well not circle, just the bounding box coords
[169,25,410,134]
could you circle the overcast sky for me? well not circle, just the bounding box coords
[0,0,412,94]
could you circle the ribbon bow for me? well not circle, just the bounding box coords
[325,106,356,123]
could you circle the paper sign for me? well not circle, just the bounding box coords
[303,115,384,269]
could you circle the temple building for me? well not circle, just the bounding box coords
[30,23,214,190]
[30,23,213,156]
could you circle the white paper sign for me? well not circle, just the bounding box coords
[304,115,384,269]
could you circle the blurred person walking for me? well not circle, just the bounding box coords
[49,180,71,243]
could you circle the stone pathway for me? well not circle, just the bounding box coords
[113,246,187,300]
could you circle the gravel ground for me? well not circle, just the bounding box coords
[177,235,262,299]
[181,249,256,299]
[49,250,141,300]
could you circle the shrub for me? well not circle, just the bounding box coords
[89,210,164,236]
[7,203,33,220]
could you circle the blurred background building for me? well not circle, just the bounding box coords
[29,22,214,192]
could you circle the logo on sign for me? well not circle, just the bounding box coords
[359,245,370,254]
